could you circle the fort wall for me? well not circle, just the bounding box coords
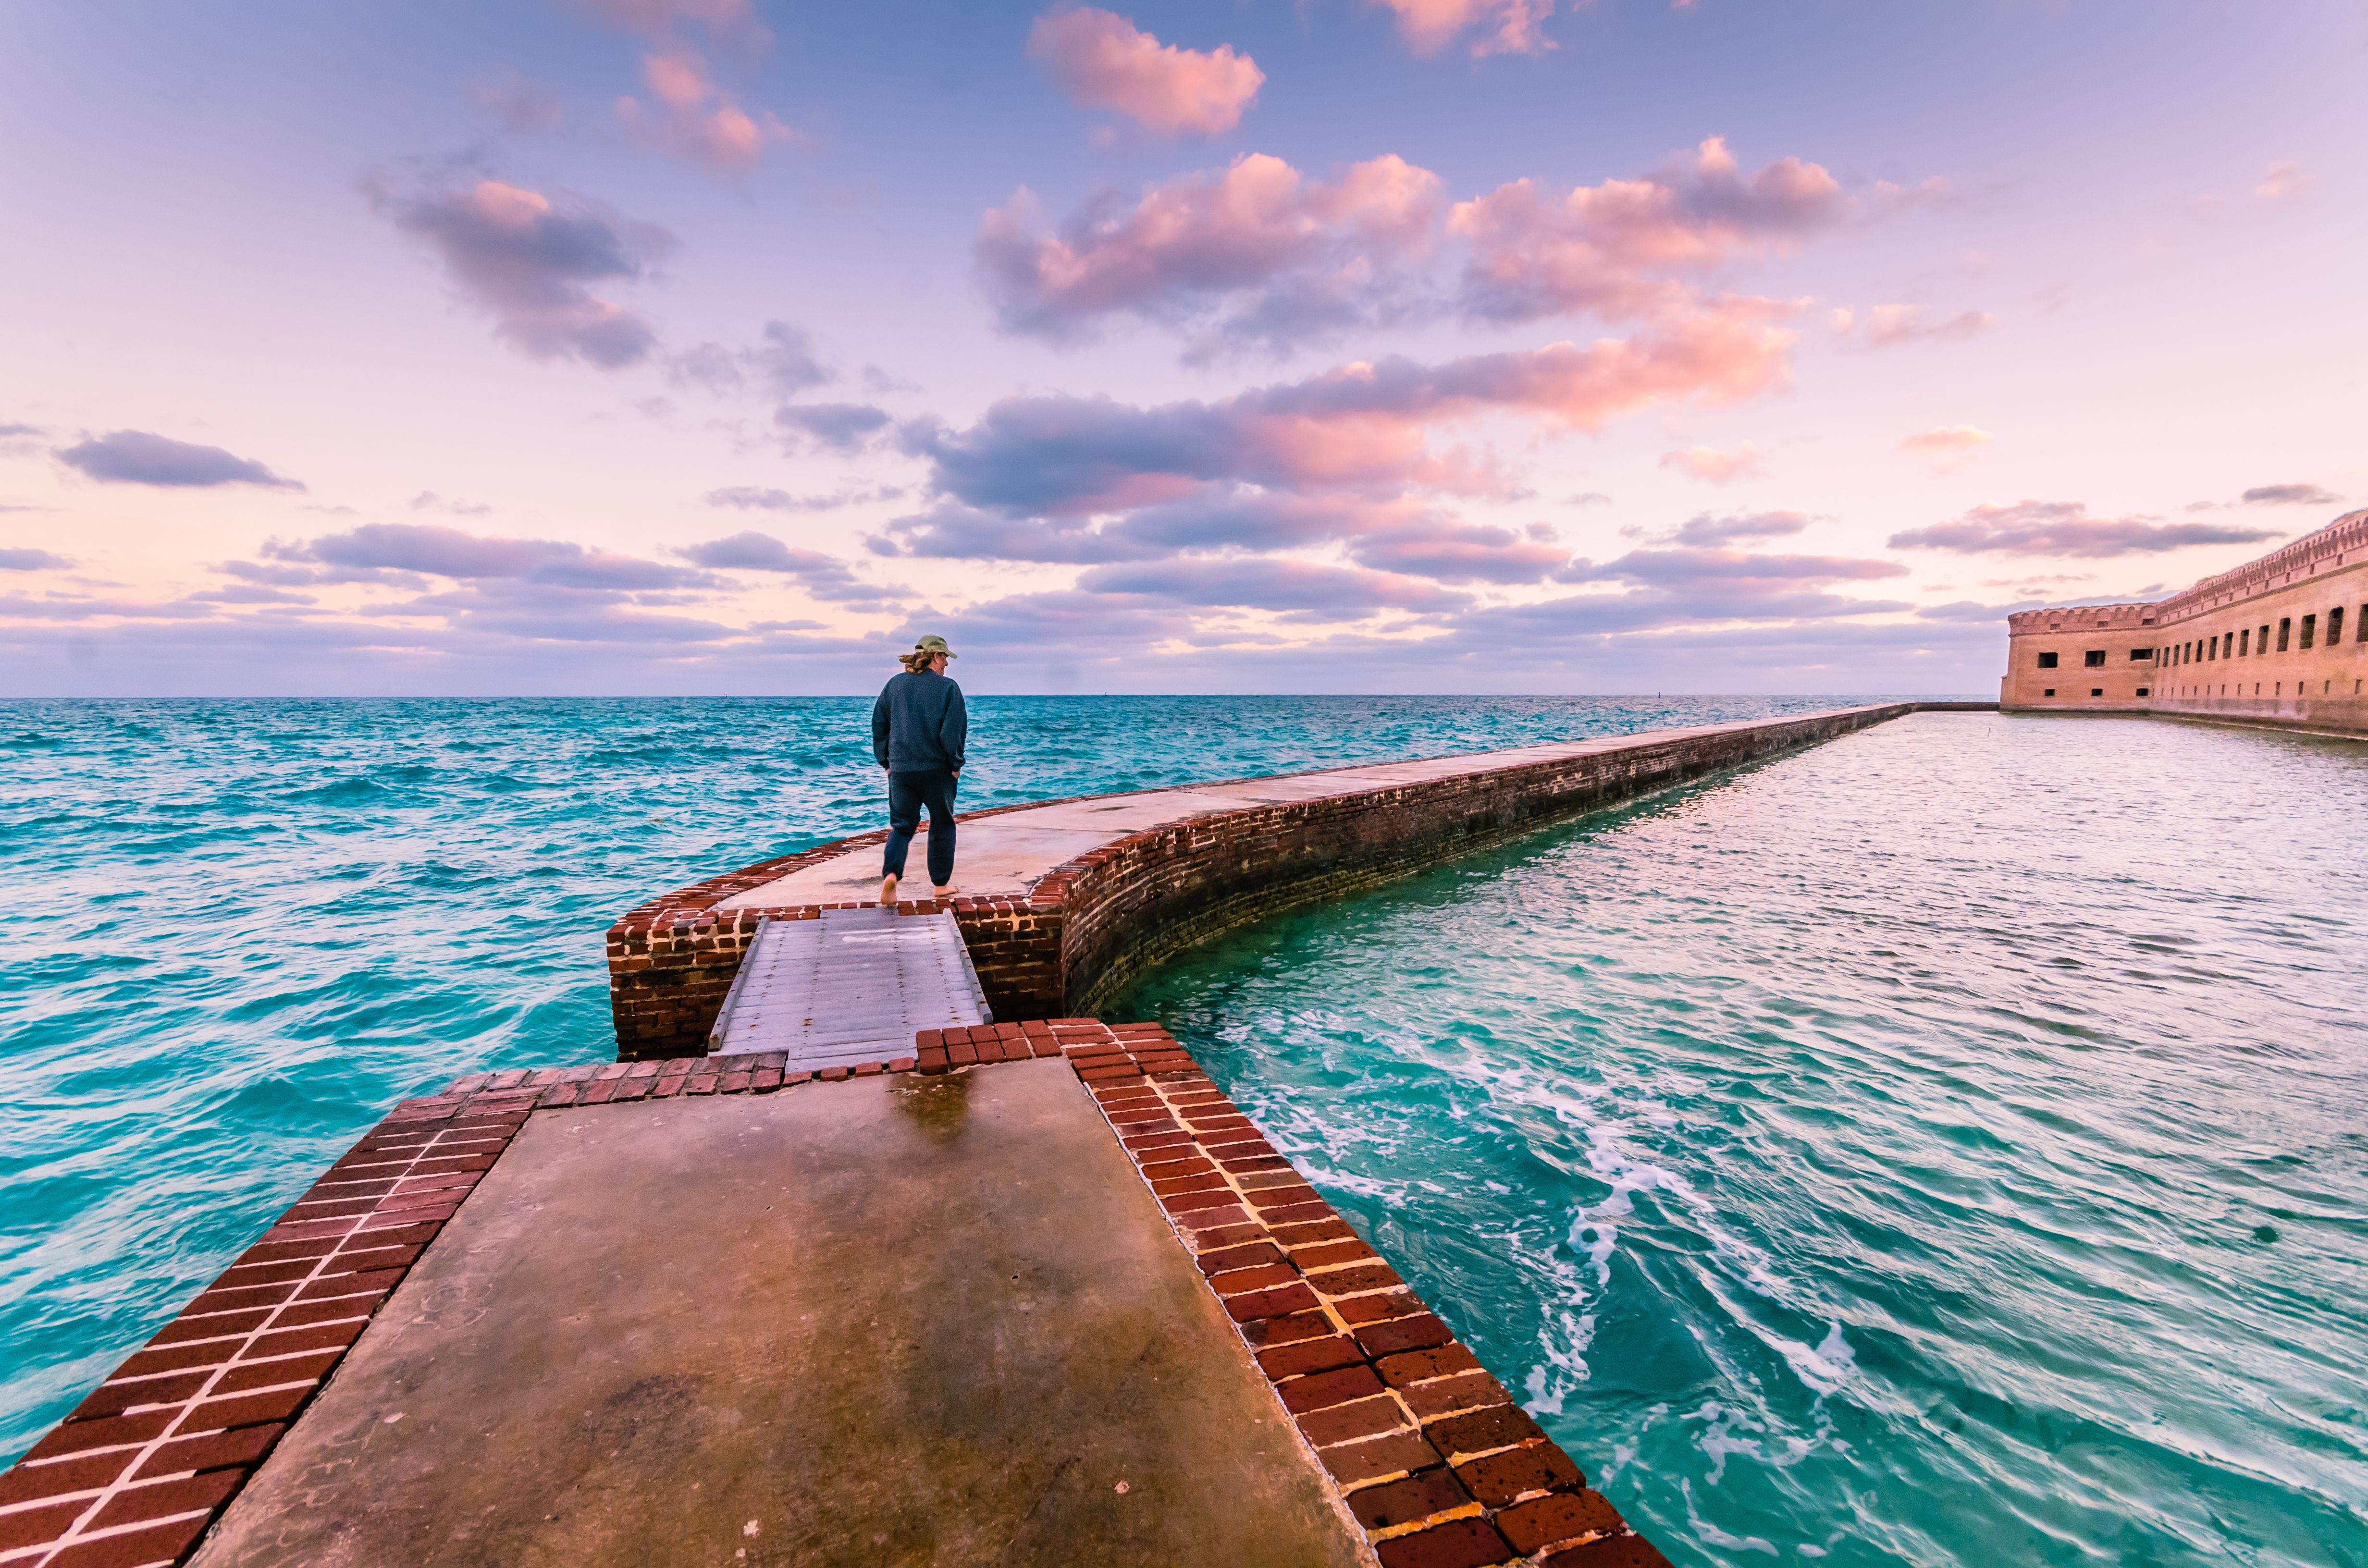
[2000,509,2368,735]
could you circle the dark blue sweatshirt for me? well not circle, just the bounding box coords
[871,670,968,773]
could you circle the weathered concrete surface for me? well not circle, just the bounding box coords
[192,1061,1369,1568]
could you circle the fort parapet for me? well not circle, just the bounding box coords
[2000,509,2368,734]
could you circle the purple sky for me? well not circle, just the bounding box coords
[2,0,2361,695]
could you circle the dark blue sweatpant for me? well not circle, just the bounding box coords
[883,768,957,886]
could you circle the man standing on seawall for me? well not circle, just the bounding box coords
[872,634,966,906]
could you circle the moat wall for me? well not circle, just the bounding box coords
[1042,704,1977,1021]
[607,702,1992,1058]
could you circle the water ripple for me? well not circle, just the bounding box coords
[1123,712,2368,1568]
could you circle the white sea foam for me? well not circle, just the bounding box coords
[1517,1076,1877,1507]
[1688,1400,1771,1485]
[1768,1320,1857,1396]
[1601,1439,1638,1486]
[1559,1102,1791,1305]
[1500,1212,1601,1414]
[1682,1478,1779,1554]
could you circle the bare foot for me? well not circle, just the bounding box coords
[932,884,957,901]
[878,873,899,906]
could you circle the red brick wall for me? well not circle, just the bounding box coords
[0,1088,542,1567]
[1058,1024,1675,1567]
[609,703,1986,1055]
[606,793,1111,1059]
[1046,704,1956,1017]
[2001,511,2368,734]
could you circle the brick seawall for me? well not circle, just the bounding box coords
[608,702,1995,1059]
[2,1025,1671,1567]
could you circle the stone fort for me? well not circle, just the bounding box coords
[2001,508,2368,735]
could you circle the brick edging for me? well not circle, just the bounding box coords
[603,785,1113,943]
[0,1091,542,1568]
[440,1050,919,1103]
[5,1020,1674,1568]
[0,1047,951,1565]
[1051,1028,1674,1568]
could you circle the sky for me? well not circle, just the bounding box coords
[3,0,2363,697]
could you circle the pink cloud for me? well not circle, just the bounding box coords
[886,490,1570,587]
[1420,306,1796,429]
[1451,137,1844,324]
[917,308,1793,516]
[1028,7,1264,137]
[1670,510,1807,545]
[1179,321,1788,497]
[1372,0,1556,57]
[1659,442,1763,484]
[2254,160,2314,203]
[1346,514,1569,582]
[1572,545,1907,588]
[982,137,1877,355]
[2242,482,2340,507]
[55,430,303,490]
[617,50,793,168]
[977,152,1442,348]
[268,522,712,590]
[1862,304,1993,347]
[1899,425,1993,469]
[1078,556,1471,615]
[372,178,671,367]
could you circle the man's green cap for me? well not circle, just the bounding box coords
[915,634,956,658]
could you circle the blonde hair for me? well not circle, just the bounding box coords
[898,649,940,674]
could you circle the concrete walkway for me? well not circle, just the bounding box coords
[189,1062,1368,1568]
[718,732,1734,908]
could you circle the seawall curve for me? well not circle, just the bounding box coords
[607,701,1997,1058]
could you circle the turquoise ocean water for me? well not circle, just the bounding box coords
[4,699,2361,1567]
[1122,710,2368,1567]
[0,692,1850,1466]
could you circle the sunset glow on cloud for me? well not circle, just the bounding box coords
[618,50,794,168]
[372,179,672,367]
[1661,443,1764,485]
[1030,6,1266,138]
[1450,138,1845,325]
[1899,425,1994,471]
[1,0,2359,695]
[1371,0,1557,58]
[976,152,1441,349]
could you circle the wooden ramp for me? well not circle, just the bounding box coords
[706,906,989,1068]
